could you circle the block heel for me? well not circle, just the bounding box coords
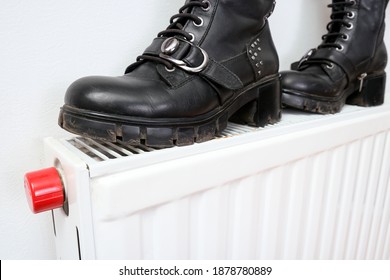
[230,77,281,127]
[347,72,386,107]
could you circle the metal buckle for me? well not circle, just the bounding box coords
[358,73,368,92]
[159,38,209,73]
[297,48,316,69]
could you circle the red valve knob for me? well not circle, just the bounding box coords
[24,167,64,214]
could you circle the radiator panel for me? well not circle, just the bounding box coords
[45,105,390,259]
[90,131,390,259]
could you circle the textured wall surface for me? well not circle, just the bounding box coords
[0,0,389,259]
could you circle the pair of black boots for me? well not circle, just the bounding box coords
[59,0,388,148]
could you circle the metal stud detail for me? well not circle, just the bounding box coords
[248,35,264,78]
[161,37,180,55]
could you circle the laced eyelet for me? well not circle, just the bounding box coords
[201,0,211,11]
[188,32,195,42]
[165,66,176,72]
[346,23,354,30]
[337,45,345,51]
[347,11,355,19]
[193,17,204,27]
[342,34,349,41]
[326,63,334,69]
[349,0,356,6]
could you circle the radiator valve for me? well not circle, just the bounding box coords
[24,167,64,214]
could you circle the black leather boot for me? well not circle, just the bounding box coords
[59,0,280,147]
[281,0,388,114]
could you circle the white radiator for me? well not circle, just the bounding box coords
[30,104,390,260]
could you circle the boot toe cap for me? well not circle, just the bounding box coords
[63,75,219,119]
[281,70,342,98]
[65,76,102,109]
[281,71,318,95]
[64,75,171,118]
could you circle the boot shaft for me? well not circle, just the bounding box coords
[181,0,276,61]
[132,0,279,87]
[326,0,388,71]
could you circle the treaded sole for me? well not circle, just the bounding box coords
[281,91,345,114]
[59,75,282,148]
[282,72,386,114]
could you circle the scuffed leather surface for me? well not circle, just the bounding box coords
[65,63,220,118]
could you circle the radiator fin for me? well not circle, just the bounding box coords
[67,137,159,161]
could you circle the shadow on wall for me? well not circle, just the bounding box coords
[271,0,330,70]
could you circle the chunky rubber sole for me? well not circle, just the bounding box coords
[59,75,281,148]
[282,72,386,114]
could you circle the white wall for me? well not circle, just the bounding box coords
[0,0,389,259]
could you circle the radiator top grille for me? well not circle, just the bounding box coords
[64,105,378,164]
[67,122,259,162]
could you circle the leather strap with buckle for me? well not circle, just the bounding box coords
[292,48,357,84]
[142,37,243,90]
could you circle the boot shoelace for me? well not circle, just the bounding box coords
[318,0,356,51]
[135,0,210,70]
